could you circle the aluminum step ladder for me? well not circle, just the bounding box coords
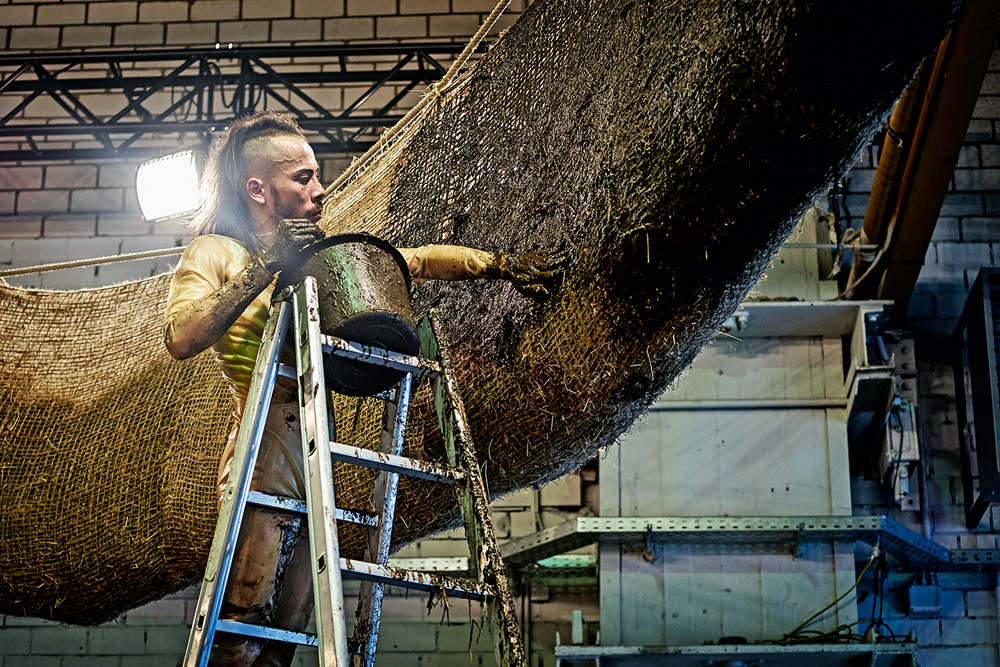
[182,275,526,667]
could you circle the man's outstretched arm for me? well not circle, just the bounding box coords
[400,245,566,297]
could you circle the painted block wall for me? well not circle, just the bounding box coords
[599,326,1000,664]
[599,331,858,646]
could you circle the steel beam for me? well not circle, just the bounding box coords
[0,43,468,66]
[554,643,918,667]
[650,398,848,411]
[0,43,476,161]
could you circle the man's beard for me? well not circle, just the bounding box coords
[272,189,317,221]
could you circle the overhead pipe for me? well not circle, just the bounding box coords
[843,57,935,300]
[880,0,1000,322]
[844,0,1000,316]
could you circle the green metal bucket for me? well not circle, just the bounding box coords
[296,233,418,396]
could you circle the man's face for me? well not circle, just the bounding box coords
[249,134,324,233]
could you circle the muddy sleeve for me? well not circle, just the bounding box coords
[398,245,498,281]
[163,236,272,359]
[164,236,231,324]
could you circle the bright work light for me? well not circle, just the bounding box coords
[135,150,200,222]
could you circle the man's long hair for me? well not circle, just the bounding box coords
[187,111,307,258]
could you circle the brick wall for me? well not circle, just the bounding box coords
[854,572,1000,667]
[0,156,352,289]
[0,0,523,50]
[902,347,1000,666]
[0,583,562,667]
[4,2,1000,666]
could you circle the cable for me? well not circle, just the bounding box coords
[862,548,898,642]
[0,245,184,278]
[866,549,883,639]
[887,404,906,502]
[767,540,880,645]
[876,401,907,508]
[211,62,237,112]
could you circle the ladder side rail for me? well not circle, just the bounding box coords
[420,310,527,667]
[353,373,414,667]
[183,299,292,667]
[294,277,351,667]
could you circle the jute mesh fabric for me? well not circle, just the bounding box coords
[0,0,954,624]
[0,277,231,622]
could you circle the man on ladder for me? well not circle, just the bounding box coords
[163,111,560,667]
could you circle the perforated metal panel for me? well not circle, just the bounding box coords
[501,515,949,567]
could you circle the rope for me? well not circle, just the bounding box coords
[840,226,868,257]
[0,246,185,278]
[324,0,512,198]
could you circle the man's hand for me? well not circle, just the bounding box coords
[262,218,325,275]
[494,250,568,298]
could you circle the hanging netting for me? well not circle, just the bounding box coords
[0,0,954,624]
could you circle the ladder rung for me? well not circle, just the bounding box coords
[276,363,393,397]
[340,559,488,601]
[336,507,379,527]
[246,491,378,526]
[215,619,318,647]
[321,335,441,377]
[329,441,460,484]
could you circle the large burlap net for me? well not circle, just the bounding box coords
[1,0,954,624]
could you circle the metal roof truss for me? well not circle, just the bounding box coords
[0,43,471,161]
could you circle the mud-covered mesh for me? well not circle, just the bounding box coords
[0,0,954,624]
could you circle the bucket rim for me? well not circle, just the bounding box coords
[305,232,412,290]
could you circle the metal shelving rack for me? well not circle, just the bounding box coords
[553,642,919,667]
[500,515,961,570]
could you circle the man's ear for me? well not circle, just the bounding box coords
[247,177,266,205]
